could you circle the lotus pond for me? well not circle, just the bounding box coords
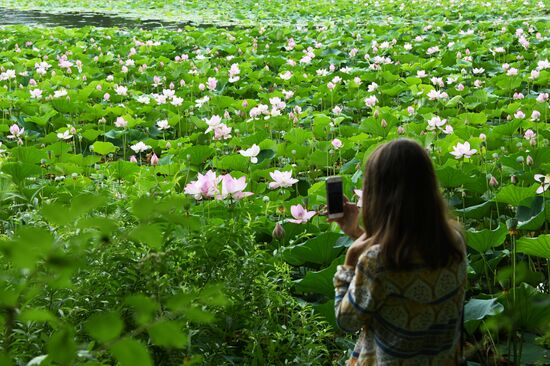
[0,0,549,365]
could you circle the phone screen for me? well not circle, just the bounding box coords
[327,180,343,214]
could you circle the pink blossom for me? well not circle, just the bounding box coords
[204,114,222,133]
[364,95,378,107]
[514,110,525,119]
[506,68,518,76]
[220,174,253,200]
[531,110,541,121]
[537,93,548,103]
[426,116,447,131]
[332,105,342,115]
[184,170,221,200]
[513,92,524,100]
[115,85,128,96]
[30,88,43,99]
[524,129,536,140]
[115,117,127,128]
[479,133,487,140]
[450,141,477,159]
[103,93,110,101]
[456,84,465,91]
[150,153,159,166]
[331,138,343,150]
[207,77,217,91]
[407,106,415,115]
[268,170,298,189]
[7,124,24,139]
[213,124,232,140]
[287,204,316,224]
[129,155,138,163]
[489,176,499,187]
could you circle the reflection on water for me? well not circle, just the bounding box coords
[0,6,238,29]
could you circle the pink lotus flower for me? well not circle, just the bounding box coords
[332,105,342,115]
[207,77,217,91]
[514,110,525,119]
[537,93,548,103]
[204,115,222,133]
[129,155,138,163]
[150,153,159,166]
[219,174,253,200]
[506,68,518,76]
[531,111,541,121]
[115,117,127,128]
[268,170,299,189]
[479,133,487,140]
[426,116,447,131]
[331,138,343,150]
[239,144,260,163]
[103,93,110,101]
[156,119,170,130]
[407,106,415,115]
[524,129,536,140]
[535,174,550,194]
[450,141,477,159]
[456,84,465,91]
[30,89,43,99]
[364,95,378,107]
[213,124,232,140]
[287,204,316,224]
[115,85,128,96]
[7,124,24,139]
[489,176,498,187]
[184,170,221,200]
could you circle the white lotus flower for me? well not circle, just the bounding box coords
[239,144,261,164]
[130,141,151,153]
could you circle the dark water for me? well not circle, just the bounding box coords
[0,6,237,29]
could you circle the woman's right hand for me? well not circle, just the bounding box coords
[328,196,364,240]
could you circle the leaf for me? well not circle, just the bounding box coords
[1,162,41,186]
[463,298,503,334]
[129,223,165,249]
[91,141,117,155]
[458,112,487,125]
[294,256,344,297]
[495,184,538,206]
[125,294,159,325]
[465,225,508,253]
[284,128,313,145]
[181,145,215,166]
[85,311,124,342]
[18,308,56,324]
[148,320,187,348]
[282,232,343,266]
[516,235,550,259]
[110,338,152,366]
[47,327,77,365]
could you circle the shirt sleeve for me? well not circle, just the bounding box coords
[333,249,385,332]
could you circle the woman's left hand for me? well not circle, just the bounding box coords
[344,233,370,268]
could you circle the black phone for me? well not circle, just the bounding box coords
[326,176,344,218]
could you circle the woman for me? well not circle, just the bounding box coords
[331,139,467,365]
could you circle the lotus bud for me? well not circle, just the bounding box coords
[489,176,499,187]
[242,100,248,108]
[165,142,171,149]
[150,153,159,166]
[516,156,524,163]
[479,133,486,140]
[272,222,285,240]
[129,155,138,163]
[526,155,534,166]
[373,110,379,118]
[397,126,405,135]
[511,175,518,184]
[381,119,387,128]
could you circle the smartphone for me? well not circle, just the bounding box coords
[326,176,344,219]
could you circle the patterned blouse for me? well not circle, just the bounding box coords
[333,240,467,366]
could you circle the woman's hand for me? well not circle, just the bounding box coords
[327,196,364,240]
[344,233,370,268]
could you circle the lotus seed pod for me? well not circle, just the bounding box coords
[272,222,285,240]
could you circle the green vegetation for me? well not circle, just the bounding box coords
[0,0,548,364]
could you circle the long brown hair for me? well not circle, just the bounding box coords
[361,138,464,270]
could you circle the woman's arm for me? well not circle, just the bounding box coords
[333,245,385,333]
